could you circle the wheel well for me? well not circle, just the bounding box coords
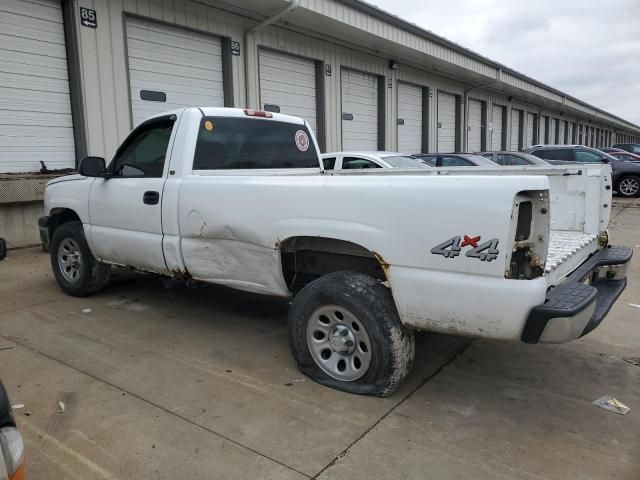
[49,208,81,236]
[280,236,388,292]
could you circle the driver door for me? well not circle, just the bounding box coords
[88,116,176,274]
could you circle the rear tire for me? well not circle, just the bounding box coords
[50,221,110,297]
[288,271,414,397]
[616,175,640,197]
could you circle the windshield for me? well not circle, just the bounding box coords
[382,156,430,168]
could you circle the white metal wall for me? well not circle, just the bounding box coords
[491,104,504,150]
[125,16,225,127]
[341,68,378,150]
[550,118,557,143]
[525,112,534,148]
[396,82,422,153]
[0,0,75,172]
[467,99,483,152]
[259,49,317,133]
[510,109,521,151]
[437,92,457,152]
[63,0,640,162]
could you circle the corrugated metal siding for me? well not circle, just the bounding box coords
[258,49,317,133]
[341,68,378,150]
[73,0,640,160]
[539,116,547,144]
[437,91,456,152]
[491,104,503,150]
[78,0,247,158]
[467,99,482,152]
[125,16,225,127]
[510,109,521,151]
[525,112,534,148]
[396,82,422,153]
[0,0,75,172]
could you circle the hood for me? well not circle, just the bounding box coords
[46,174,87,187]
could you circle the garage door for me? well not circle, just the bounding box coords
[467,99,482,152]
[341,69,378,150]
[491,105,504,150]
[510,109,521,151]
[525,113,535,148]
[0,0,75,173]
[126,17,224,128]
[550,118,557,143]
[539,116,547,144]
[437,92,457,152]
[259,49,316,133]
[397,82,422,153]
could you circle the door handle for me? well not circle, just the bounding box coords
[143,191,160,205]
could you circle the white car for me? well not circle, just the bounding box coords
[321,151,430,170]
[40,107,632,396]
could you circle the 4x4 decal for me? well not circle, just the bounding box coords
[431,235,500,262]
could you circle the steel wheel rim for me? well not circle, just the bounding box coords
[306,304,372,382]
[619,178,639,196]
[57,238,83,283]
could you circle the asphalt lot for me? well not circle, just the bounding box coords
[1,198,639,479]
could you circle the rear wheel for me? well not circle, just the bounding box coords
[50,221,110,296]
[617,175,640,197]
[288,271,415,396]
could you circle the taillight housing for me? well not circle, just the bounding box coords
[0,427,25,480]
[243,109,273,118]
[506,190,549,279]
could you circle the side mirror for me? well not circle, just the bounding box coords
[600,158,611,164]
[78,156,107,177]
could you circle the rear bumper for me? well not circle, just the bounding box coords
[521,245,632,344]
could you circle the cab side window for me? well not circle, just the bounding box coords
[341,157,382,169]
[111,119,175,178]
[322,157,336,170]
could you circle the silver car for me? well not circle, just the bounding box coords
[321,151,431,170]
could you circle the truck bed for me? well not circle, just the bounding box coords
[546,230,598,282]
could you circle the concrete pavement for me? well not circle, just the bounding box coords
[0,199,638,479]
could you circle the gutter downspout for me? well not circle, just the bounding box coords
[463,68,502,151]
[244,1,300,108]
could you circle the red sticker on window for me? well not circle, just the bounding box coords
[295,130,310,152]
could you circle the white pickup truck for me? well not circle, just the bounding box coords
[40,107,632,396]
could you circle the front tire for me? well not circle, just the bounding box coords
[288,271,415,397]
[616,175,640,197]
[50,221,110,297]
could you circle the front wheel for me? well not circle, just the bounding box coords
[288,271,415,397]
[616,175,640,197]
[50,221,110,297]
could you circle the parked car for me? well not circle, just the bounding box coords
[607,150,640,163]
[412,153,499,167]
[39,107,631,396]
[524,145,640,197]
[599,147,625,154]
[479,151,550,166]
[0,381,25,480]
[613,143,640,154]
[321,151,430,170]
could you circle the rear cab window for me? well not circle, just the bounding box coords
[193,117,319,170]
[322,157,336,170]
